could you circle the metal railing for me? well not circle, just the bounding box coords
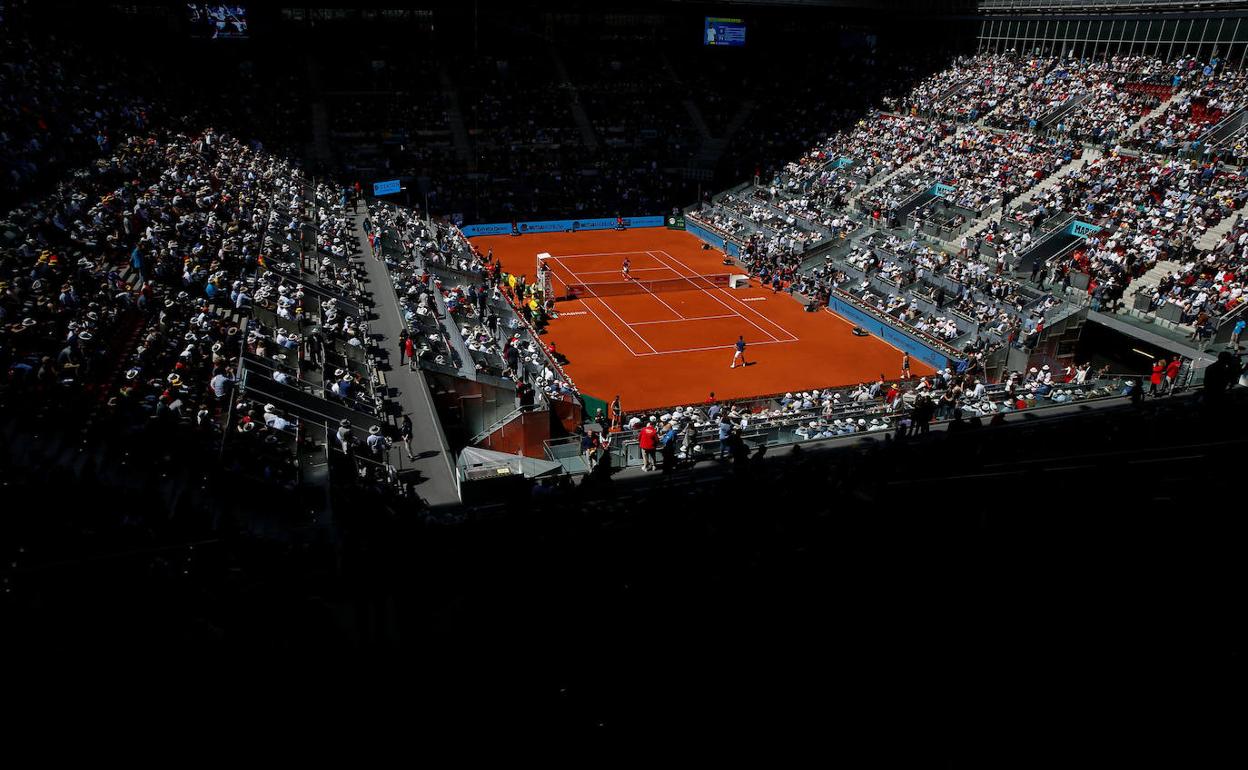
[829,286,970,360]
[1011,213,1078,267]
[377,215,571,412]
[545,377,1138,472]
[324,424,399,486]
[1038,91,1094,131]
[466,403,540,446]
[1213,300,1248,345]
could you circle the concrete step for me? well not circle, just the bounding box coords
[549,46,597,151]
[1136,259,1181,286]
[722,100,756,140]
[1127,88,1189,139]
[310,102,333,165]
[948,152,1091,249]
[682,99,712,141]
[438,64,473,164]
[570,101,598,150]
[847,118,975,208]
[1195,210,1242,251]
[952,146,1109,254]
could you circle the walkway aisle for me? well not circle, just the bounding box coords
[351,209,461,508]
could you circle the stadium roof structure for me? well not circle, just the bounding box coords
[979,0,1248,9]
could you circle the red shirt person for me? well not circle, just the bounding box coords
[1149,361,1164,396]
[1165,357,1182,383]
[638,421,659,471]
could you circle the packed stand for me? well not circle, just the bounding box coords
[323,48,456,181]
[722,46,952,187]
[370,202,577,405]
[892,54,1053,123]
[985,61,1097,132]
[779,113,953,198]
[1130,62,1248,156]
[0,31,153,210]
[908,127,1080,214]
[1004,151,1248,306]
[1,129,308,479]
[1136,213,1247,338]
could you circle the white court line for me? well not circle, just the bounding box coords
[626,275,686,321]
[571,267,675,275]
[560,298,640,357]
[550,250,652,259]
[547,250,806,359]
[554,252,685,321]
[656,249,801,343]
[658,248,800,341]
[629,314,738,325]
[633,339,795,357]
[646,250,783,343]
[587,295,659,353]
[553,256,656,354]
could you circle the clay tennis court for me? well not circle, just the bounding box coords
[470,228,934,410]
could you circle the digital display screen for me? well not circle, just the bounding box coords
[373,179,402,196]
[187,5,249,39]
[704,17,746,47]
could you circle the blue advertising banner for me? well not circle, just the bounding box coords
[461,222,514,237]
[461,215,666,238]
[1067,220,1103,238]
[373,179,401,196]
[515,220,567,235]
[931,183,956,198]
[685,220,742,258]
[826,295,962,371]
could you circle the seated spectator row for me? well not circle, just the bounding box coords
[893,54,1053,122]
[370,201,579,406]
[1130,67,1248,155]
[827,233,1064,354]
[1137,214,1246,332]
[988,55,1172,136]
[578,362,1128,470]
[1005,151,1248,305]
[1,122,408,497]
[780,113,954,196]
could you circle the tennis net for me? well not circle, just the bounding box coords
[561,273,733,300]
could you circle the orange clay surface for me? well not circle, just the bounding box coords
[470,228,935,411]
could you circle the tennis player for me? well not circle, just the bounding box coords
[730,335,747,369]
[622,257,631,280]
[609,394,623,431]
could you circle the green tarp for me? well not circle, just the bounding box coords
[580,393,610,425]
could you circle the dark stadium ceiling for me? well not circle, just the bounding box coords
[34,0,984,21]
[67,0,977,10]
[39,0,1248,10]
